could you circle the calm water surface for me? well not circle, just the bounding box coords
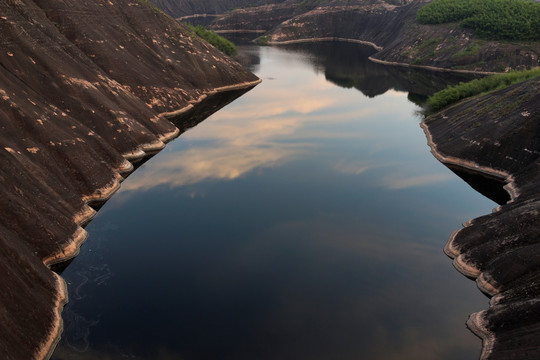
[53,43,494,360]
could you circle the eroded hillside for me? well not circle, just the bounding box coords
[0,0,258,358]
[422,77,540,360]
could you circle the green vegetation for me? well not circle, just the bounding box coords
[412,37,441,64]
[186,24,237,56]
[427,68,540,112]
[417,38,441,51]
[417,0,540,41]
[451,43,481,60]
[255,35,271,46]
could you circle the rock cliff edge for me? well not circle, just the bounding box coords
[422,78,540,360]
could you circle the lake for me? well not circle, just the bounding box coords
[52,43,494,360]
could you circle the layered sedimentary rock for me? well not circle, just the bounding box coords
[0,0,258,358]
[422,78,540,359]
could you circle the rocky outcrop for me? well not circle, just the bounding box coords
[422,78,540,359]
[262,0,415,46]
[0,0,258,358]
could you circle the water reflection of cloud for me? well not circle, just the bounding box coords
[122,145,305,191]
[334,158,453,189]
[382,173,453,190]
[118,49,418,194]
[334,160,394,175]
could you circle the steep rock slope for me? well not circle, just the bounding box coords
[0,1,258,359]
[263,0,415,46]
[151,0,287,18]
[422,78,540,360]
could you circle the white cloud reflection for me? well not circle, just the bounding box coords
[382,173,454,190]
[119,47,444,195]
[334,160,395,176]
[122,144,305,191]
[121,57,385,192]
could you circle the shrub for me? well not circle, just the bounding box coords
[255,35,270,46]
[427,68,540,112]
[417,0,540,41]
[186,24,237,56]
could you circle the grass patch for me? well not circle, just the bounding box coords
[255,35,271,46]
[186,24,237,56]
[417,38,441,51]
[451,43,481,60]
[427,68,540,112]
[411,38,442,64]
[417,0,540,41]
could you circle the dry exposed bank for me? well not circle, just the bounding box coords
[421,78,540,360]
[0,0,259,358]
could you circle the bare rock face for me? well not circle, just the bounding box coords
[151,0,288,18]
[0,0,258,358]
[264,1,412,45]
[422,79,540,360]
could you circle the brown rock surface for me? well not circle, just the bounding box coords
[422,78,540,359]
[0,0,258,358]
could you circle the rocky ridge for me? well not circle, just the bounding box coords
[0,0,258,359]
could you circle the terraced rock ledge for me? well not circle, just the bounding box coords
[0,0,259,359]
[421,78,540,360]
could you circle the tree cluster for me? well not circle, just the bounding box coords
[187,24,237,56]
[427,68,540,112]
[417,0,540,41]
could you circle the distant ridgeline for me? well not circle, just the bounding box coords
[417,0,540,41]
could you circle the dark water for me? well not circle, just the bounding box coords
[53,43,494,360]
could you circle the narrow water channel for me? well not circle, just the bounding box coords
[53,43,494,360]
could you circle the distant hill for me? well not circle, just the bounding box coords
[150,0,540,73]
[151,0,288,17]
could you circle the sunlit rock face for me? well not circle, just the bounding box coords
[422,79,540,360]
[0,0,257,358]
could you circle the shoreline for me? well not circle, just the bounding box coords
[419,118,518,360]
[215,29,266,34]
[36,78,261,360]
[368,56,498,75]
[265,37,501,75]
[419,119,518,287]
[268,37,383,51]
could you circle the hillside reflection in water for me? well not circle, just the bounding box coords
[53,44,493,360]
